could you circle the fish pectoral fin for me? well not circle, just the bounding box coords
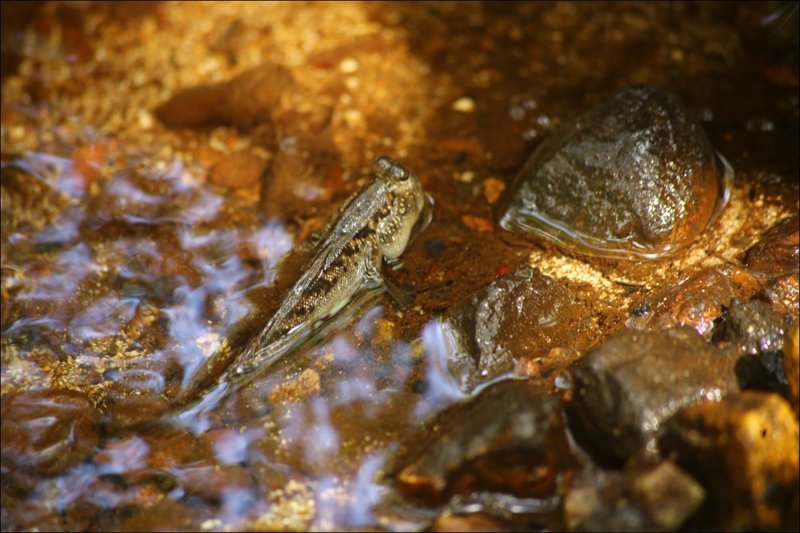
[383,276,416,308]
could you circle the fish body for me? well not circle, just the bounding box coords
[179,156,430,414]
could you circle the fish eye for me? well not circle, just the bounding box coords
[391,165,409,181]
[373,156,393,176]
[373,156,409,181]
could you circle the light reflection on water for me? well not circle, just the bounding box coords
[416,319,468,418]
[0,148,473,530]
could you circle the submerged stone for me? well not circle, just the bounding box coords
[714,299,788,396]
[156,62,294,130]
[498,85,731,259]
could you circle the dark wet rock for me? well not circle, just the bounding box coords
[439,266,587,392]
[392,379,572,503]
[563,461,704,532]
[568,327,740,465]
[155,62,294,130]
[627,265,762,339]
[744,215,799,276]
[0,389,100,476]
[756,274,799,321]
[714,299,788,395]
[498,85,729,259]
[659,391,800,530]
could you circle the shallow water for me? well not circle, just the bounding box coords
[1,2,797,531]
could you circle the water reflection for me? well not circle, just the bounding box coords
[416,319,467,418]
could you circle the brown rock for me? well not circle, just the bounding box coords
[261,136,343,217]
[441,266,588,392]
[1,389,100,476]
[568,327,740,465]
[714,299,789,396]
[757,273,799,320]
[659,391,800,530]
[393,379,572,504]
[210,151,267,189]
[628,461,706,531]
[154,84,220,129]
[744,215,799,276]
[627,265,762,339]
[156,62,294,130]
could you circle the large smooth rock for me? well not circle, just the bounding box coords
[499,86,730,259]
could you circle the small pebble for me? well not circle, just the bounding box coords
[455,170,474,183]
[451,97,476,113]
[138,109,154,130]
[339,57,359,74]
[482,177,506,204]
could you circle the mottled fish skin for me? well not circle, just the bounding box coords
[186,155,430,399]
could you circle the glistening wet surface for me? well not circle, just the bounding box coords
[1,2,798,531]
